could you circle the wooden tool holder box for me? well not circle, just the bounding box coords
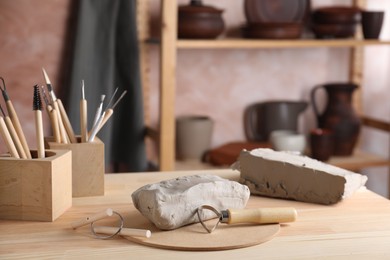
[0,149,72,221]
[45,136,105,197]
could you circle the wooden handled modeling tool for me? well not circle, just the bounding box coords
[33,85,45,158]
[0,105,26,158]
[80,80,88,142]
[197,205,297,233]
[88,90,127,138]
[93,226,151,238]
[0,116,20,158]
[41,86,61,143]
[0,77,31,158]
[71,208,115,229]
[42,68,75,143]
[57,99,77,143]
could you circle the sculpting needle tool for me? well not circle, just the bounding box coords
[0,104,26,158]
[0,77,31,158]
[33,85,45,158]
[42,68,76,143]
[80,80,88,142]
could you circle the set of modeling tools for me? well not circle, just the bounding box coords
[0,77,33,159]
[0,68,126,159]
[83,83,127,143]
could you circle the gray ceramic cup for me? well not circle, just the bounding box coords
[176,115,214,160]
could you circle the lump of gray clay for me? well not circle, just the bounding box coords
[234,148,368,205]
[131,175,250,230]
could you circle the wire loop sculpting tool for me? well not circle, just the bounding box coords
[197,205,297,234]
[70,208,152,240]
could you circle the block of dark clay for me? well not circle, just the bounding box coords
[131,175,250,230]
[235,149,367,205]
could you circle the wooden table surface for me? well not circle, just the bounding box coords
[1,169,390,259]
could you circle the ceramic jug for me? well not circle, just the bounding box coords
[311,83,361,156]
[244,101,308,142]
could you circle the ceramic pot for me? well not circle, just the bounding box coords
[361,11,385,39]
[244,100,308,142]
[311,83,361,156]
[178,0,225,39]
[176,115,214,160]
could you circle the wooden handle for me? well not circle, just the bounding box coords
[4,116,27,158]
[80,99,88,142]
[6,100,31,158]
[87,109,113,137]
[49,108,61,143]
[34,110,45,158]
[227,207,297,225]
[57,99,77,143]
[93,226,151,238]
[52,101,68,144]
[71,208,113,229]
[0,116,19,158]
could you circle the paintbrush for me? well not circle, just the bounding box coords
[41,86,61,143]
[42,68,76,143]
[33,85,45,158]
[0,104,26,158]
[80,80,88,142]
[0,77,31,158]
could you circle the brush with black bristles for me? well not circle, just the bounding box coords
[33,85,45,158]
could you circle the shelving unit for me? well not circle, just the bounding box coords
[152,0,390,172]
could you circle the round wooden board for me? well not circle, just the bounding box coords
[124,210,280,251]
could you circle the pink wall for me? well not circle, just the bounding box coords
[0,0,71,153]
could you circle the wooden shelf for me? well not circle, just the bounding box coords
[147,38,390,49]
[153,0,390,173]
[176,38,390,49]
[328,150,390,172]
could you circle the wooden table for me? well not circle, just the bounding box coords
[1,169,390,259]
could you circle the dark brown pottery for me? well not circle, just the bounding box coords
[311,83,361,156]
[242,22,303,39]
[244,100,308,142]
[244,0,310,23]
[312,6,361,24]
[178,0,225,39]
[310,128,334,161]
[311,23,356,38]
[361,11,385,39]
